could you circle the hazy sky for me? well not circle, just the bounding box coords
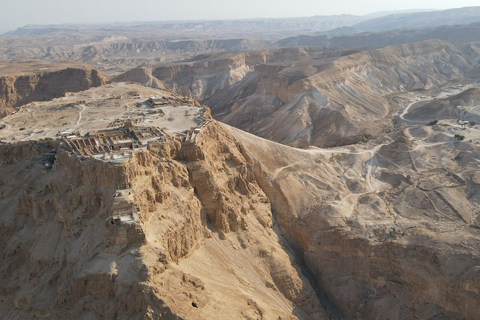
[1,0,479,33]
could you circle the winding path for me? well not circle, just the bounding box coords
[399,86,470,123]
[399,99,430,123]
[76,104,86,126]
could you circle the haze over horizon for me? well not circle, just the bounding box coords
[1,0,480,34]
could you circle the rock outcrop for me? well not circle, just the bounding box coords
[0,121,327,319]
[0,61,106,117]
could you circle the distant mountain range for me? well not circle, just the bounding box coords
[275,22,480,48]
[2,6,480,74]
[353,6,480,33]
[4,6,480,40]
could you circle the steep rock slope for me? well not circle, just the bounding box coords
[0,121,327,319]
[227,123,480,320]
[119,40,480,147]
[0,61,106,117]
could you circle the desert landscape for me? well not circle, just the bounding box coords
[1,4,480,320]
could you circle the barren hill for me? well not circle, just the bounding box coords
[2,79,480,319]
[404,87,480,122]
[226,119,480,319]
[353,6,480,32]
[275,22,480,48]
[117,40,480,147]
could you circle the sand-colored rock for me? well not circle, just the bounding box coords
[119,40,480,147]
[0,120,328,319]
[2,34,480,320]
[0,61,107,117]
[227,120,480,320]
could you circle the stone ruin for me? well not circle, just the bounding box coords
[61,124,166,162]
[147,94,199,107]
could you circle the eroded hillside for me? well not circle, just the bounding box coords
[0,38,269,74]
[227,108,480,319]
[2,19,480,318]
[0,61,106,117]
[0,84,330,319]
[117,40,480,148]
[2,74,480,319]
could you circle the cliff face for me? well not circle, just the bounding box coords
[0,63,106,117]
[111,67,164,88]
[119,40,480,147]
[228,124,480,320]
[0,121,327,319]
[3,106,480,319]
[148,47,339,102]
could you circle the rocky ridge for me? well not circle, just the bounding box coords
[0,38,269,74]
[0,61,106,117]
[0,120,328,319]
[117,40,480,147]
[276,22,480,49]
